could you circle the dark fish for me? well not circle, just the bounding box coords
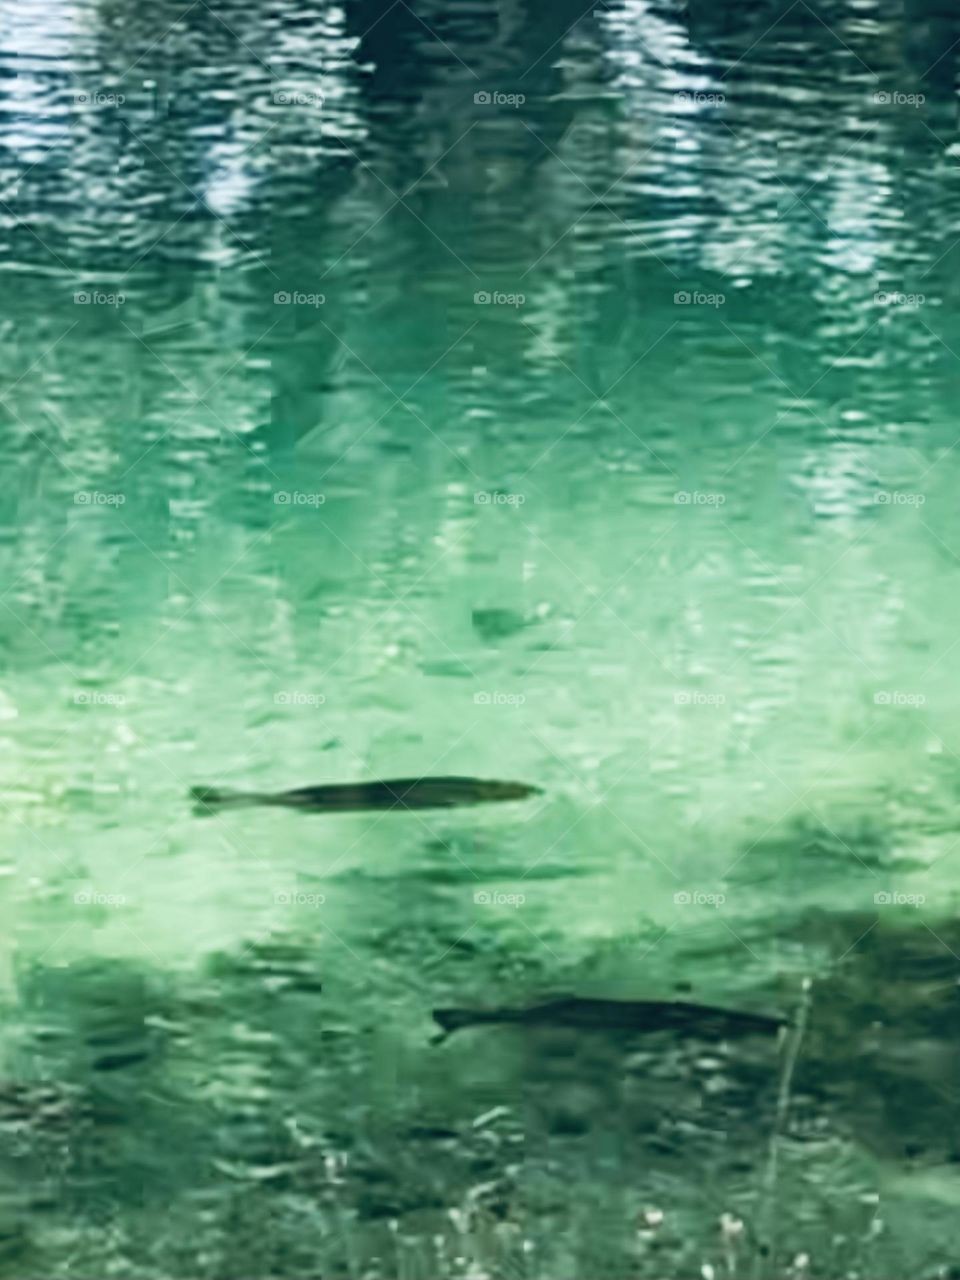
[191,776,541,814]
[405,1125,460,1141]
[432,997,786,1042]
[472,607,528,642]
[91,1050,151,1071]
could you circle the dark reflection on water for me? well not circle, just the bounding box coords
[3,0,960,1275]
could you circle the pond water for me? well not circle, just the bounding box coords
[2,0,960,1276]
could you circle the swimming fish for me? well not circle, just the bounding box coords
[431,997,786,1042]
[191,776,541,814]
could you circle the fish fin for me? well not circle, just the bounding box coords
[431,1008,476,1040]
[190,786,265,813]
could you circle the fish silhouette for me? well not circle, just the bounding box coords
[191,776,541,814]
[432,997,786,1042]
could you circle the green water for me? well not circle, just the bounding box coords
[3,0,960,1275]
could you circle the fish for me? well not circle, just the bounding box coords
[431,997,786,1042]
[91,1050,152,1072]
[472,607,528,642]
[191,776,541,814]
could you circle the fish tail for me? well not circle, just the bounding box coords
[431,1008,484,1041]
[190,786,271,812]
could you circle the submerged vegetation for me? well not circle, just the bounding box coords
[3,905,960,1277]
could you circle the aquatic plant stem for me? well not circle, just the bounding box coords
[754,977,812,1278]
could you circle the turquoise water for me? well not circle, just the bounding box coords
[3,0,960,1275]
